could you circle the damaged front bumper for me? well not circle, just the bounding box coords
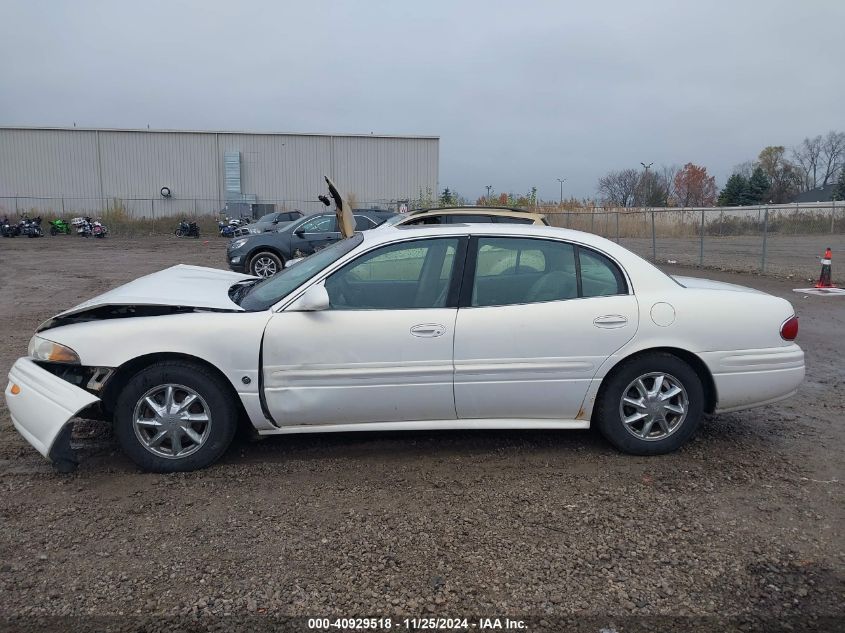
[5,357,100,468]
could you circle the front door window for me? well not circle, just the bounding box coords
[325,238,460,310]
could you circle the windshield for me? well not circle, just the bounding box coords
[236,233,364,311]
[257,213,277,223]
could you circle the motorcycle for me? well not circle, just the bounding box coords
[175,220,200,238]
[20,216,43,238]
[218,221,236,237]
[1,217,18,238]
[49,218,72,236]
[218,216,243,237]
[73,216,93,237]
[92,219,108,238]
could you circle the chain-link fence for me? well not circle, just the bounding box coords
[1,195,841,281]
[543,202,843,281]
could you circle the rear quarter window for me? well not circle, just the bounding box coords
[578,248,627,296]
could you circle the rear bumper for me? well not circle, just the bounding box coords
[5,358,99,460]
[700,344,805,413]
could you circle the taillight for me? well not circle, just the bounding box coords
[780,315,799,341]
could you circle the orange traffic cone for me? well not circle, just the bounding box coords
[816,247,833,288]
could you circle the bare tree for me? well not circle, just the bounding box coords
[820,130,845,186]
[757,146,800,203]
[792,135,823,191]
[660,164,680,205]
[732,161,754,179]
[597,169,640,206]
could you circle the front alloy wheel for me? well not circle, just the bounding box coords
[133,384,211,459]
[114,361,238,472]
[250,252,282,277]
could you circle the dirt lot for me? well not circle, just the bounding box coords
[0,236,842,632]
[620,234,845,281]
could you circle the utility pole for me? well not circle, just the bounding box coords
[556,178,566,206]
[641,162,655,261]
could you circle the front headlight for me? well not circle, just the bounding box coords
[28,335,81,364]
[230,238,249,250]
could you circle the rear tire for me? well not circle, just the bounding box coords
[113,361,238,472]
[594,352,703,455]
[249,251,283,277]
[50,226,58,236]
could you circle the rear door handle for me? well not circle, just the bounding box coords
[410,323,445,338]
[593,315,628,329]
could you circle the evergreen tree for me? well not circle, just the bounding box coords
[717,174,748,206]
[744,166,771,205]
[439,187,453,206]
[833,168,845,202]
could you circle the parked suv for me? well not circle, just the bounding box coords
[227,210,396,277]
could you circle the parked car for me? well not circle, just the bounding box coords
[240,210,305,235]
[6,220,803,473]
[227,209,396,277]
[387,207,548,226]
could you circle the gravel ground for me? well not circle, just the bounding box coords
[0,235,842,632]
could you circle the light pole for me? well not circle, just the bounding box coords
[485,185,493,202]
[556,178,566,206]
[640,162,653,205]
[641,162,655,261]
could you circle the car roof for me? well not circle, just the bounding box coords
[366,222,603,247]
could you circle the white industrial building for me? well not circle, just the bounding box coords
[0,126,439,217]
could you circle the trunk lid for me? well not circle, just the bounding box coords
[672,275,765,295]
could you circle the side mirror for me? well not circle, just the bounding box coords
[288,285,330,312]
[294,228,305,238]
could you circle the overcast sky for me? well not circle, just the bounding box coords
[1,0,842,201]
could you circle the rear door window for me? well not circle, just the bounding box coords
[468,237,626,307]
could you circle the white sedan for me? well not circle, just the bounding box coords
[5,219,804,472]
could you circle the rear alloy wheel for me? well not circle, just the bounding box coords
[250,251,283,277]
[114,361,238,472]
[595,353,703,455]
[619,372,688,441]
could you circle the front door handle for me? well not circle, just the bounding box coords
[593,315,628,329]
[410,323,445,338]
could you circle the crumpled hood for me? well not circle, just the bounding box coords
[672,275,764,294]
[57,265,253,317]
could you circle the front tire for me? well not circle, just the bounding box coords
[175,229,185,238]
[594,352,703,455]
[249,251,283,277]
[113,361,238,472]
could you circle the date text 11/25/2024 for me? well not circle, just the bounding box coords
[307,617,527,630]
